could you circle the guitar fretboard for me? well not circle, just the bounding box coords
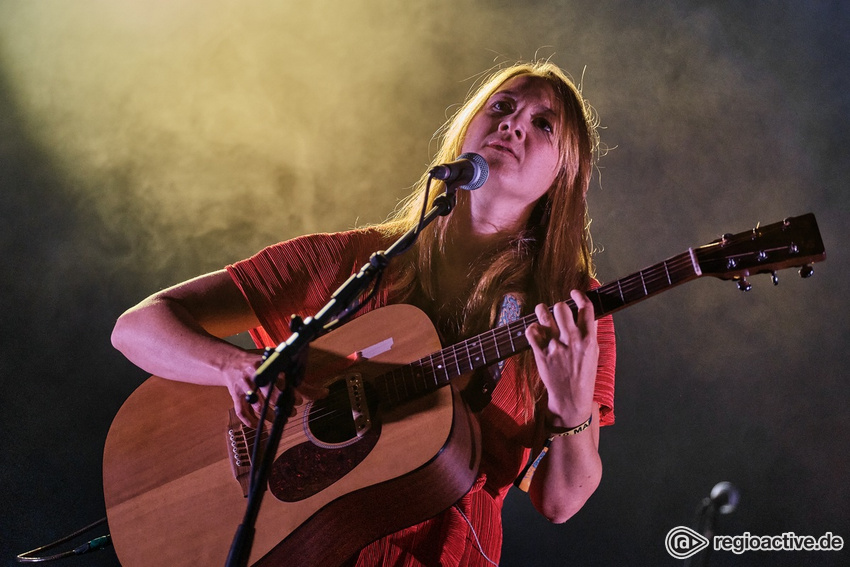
[374,249,703,406]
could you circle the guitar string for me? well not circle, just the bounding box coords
[365,252,699,416]
[431,253,697,375]
[414,242,796,379]
[333,235,785,417]
[237,236,804,462]
[235,229,803,472]
[237,255,699,440]
[235,254,702,458]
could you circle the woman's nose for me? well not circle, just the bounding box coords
[499,120,523,139]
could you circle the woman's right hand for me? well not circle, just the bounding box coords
[112,269,331,428]
[224,350,277,428]
[113,269,282,427]
[224,349,330,428]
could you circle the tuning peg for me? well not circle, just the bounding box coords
[771,271,779,286]
[736,278,752,292]
[289,314,305,332]
[799,265,815,278]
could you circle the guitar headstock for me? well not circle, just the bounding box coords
[694,213,826,289]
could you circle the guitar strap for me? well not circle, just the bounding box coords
[461,294,521,413]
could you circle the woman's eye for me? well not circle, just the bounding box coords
[535,118,553,133]
[491,100,513,113]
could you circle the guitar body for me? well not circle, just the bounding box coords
[103,304,482,567]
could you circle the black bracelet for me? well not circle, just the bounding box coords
[546,414,593,438]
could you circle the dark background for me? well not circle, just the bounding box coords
[2,1,847,566]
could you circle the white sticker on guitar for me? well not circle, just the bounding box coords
[357,337,394,360]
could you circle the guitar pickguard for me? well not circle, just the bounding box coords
[269,423,381,502]
[269,374,382,502]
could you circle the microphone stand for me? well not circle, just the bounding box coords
[684,482,739,567]
[224,185,460,567]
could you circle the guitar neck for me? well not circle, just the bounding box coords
[375,249,703,406]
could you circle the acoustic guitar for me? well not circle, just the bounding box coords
[103,213,825,566]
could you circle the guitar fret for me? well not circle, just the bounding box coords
[378,372,390,404]
[383,370,395,403]
[427,357,439,387]
[438,351,450,384]
[507,323,516,352]
[367,214,824,410]
[377,376,390,404]
[389,372,401,402]
[478,337,490,366]
[416,358,431,394]
[646,266,672,295]
[668,253,693,281]
[407,364,421,398]
[501,326,518,362]
[395,369,405,402]
[500,331,512,361]
[598,282,627,314]
[411,362,424,395]
[446,348,457,380]
[420,363,431,396]
[623,274,642,303]
[423,362,433,390]
[517,320,530,351]
[468,339,483,369]
[426,353,440,386]
[426,353,438,387]
[400,366,410,399]
[397,367,408,402]
[478,330,492,364]
[429,352,438,385]
[413,365,423,397]
[510,321,525,353]
[688,247,702,276]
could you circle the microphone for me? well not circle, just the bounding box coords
[428,152,489,191]
[684,482,740,567]
[709,481,740,515]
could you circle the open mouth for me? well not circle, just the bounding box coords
[486,142,516,158]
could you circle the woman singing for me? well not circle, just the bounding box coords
[112,59,616,566]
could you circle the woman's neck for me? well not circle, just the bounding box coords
[447,195,531,256]
[435,209,517,305]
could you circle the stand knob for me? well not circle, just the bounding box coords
[289,314,304,332]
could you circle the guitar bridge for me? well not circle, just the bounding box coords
[226,410,252,497]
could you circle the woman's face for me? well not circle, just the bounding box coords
[461,75,563,209]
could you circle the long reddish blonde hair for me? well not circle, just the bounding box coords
[379,61,600,416]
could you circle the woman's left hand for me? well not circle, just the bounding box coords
[525,290,599,427]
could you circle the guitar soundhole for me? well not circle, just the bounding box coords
[307,378,363,445]
[268,380,381,503]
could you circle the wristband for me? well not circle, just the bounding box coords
[514,414,593,493]
[545,414,593,439]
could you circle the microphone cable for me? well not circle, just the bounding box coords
[16,516,111,563]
